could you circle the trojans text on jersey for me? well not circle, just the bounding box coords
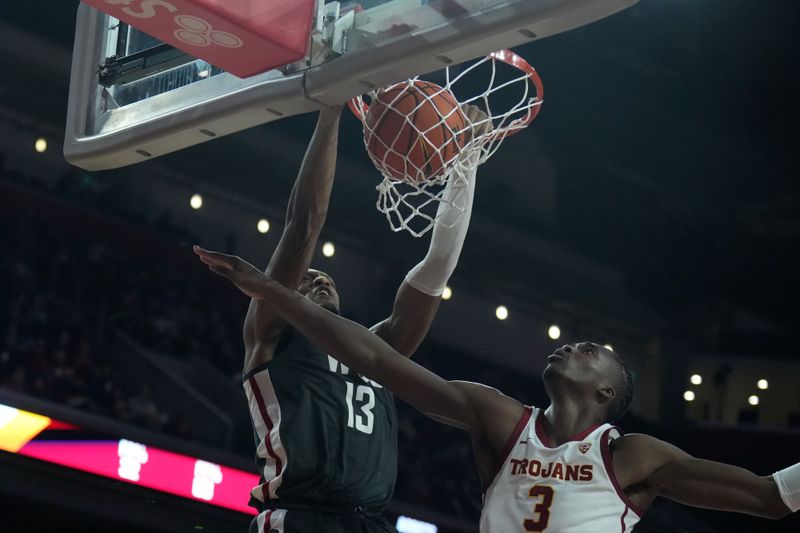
[509,458,594,482]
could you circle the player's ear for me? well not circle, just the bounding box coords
[597,384,616,404]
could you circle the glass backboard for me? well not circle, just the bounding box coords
[65,0,637,170]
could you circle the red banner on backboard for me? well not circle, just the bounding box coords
[82,0,316,78]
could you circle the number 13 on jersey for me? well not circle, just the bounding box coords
[345,382,375,434]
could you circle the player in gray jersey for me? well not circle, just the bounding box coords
[229,104,486,533]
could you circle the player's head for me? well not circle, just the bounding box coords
[542,342,634,423]
[298,269,340,314]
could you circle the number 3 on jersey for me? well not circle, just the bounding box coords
[524,485,555,531]
[345,382,375,434]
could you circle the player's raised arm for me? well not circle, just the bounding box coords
[195,246,524,440]
[612,433,797,519]
[371,105,489,357]
[243,106,342,365]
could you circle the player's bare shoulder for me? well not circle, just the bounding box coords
[449,381,526,441]
[609,432,691,490]
[611,433,689,460]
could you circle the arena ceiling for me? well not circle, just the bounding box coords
[1,0,798,356]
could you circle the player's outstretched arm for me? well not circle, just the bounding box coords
[195,246,524,440]
[243,106,342,362]
[613,433,796,519]
[371,105,489,357]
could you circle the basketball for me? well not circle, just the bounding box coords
[364,80,467,183]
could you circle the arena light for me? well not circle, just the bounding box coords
[441,286,452,300]
[495,306,508,320]
[683,390,695,402]
[322,242,335,257]
[257,218,270,234]
[34,137,48,153]
[748,395,759,406]
[690,374,702,386]
[396,515,438,533]
[190,194,203,210]
[548,325,560,340]
[757,379,768,390]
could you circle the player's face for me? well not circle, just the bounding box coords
[298,269,340,314]
[542,341,617,396]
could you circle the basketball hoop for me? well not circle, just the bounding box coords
[349,50,543,237]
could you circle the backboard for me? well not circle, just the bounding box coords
[65,0,638,171]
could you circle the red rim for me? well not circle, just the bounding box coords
[347,49,543,142]
[485,49,544,141]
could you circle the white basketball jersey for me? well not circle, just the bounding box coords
[480,407,643,533]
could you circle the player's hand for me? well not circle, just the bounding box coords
[193,245,270,300]
[461,103,492,141]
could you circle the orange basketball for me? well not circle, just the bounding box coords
[364,80,467,183]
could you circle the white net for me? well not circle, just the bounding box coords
[349,50,543,237]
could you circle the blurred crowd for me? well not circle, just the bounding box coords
[0,212,200,438]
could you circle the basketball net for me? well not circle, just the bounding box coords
[349,50,543,237]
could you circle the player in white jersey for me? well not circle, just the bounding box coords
[193,250,800,531]
[480,406,639,532]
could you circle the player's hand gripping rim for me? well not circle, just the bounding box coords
[460,103,493,143]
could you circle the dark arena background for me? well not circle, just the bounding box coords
[1,1,799,532]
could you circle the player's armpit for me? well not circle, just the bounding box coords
[615,434,790,519]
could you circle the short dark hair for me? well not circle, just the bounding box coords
[607,351,635,422]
